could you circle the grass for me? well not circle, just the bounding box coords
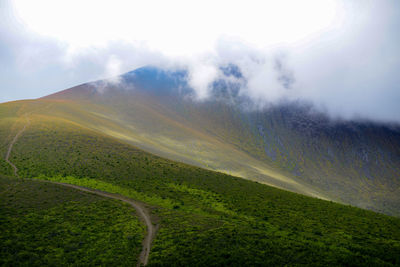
[1,102,400,265]
[13,88,400,217]
[34,173,400,266]
[4,98,327,201]
[0,176,145,266]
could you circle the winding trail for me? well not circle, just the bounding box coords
[48,182,156,267]
[4,116,156,266]
[5,116,30,177]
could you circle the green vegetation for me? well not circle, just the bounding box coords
[43,81,400,217]
[36,174,400,266]
[0,176,144,266]
[2,112,397,265]
[1,102,400,265]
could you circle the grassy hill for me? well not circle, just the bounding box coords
[0,175,144,266]
[42,82,328,201]
[37,66,400,216]
[1,100,400,265]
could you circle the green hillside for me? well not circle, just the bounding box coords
[0,176,144,266]
[42,86,329,201]
[39,68,400,217]
[1,100,400,266]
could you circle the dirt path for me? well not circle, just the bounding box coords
[47,181,156,267]
[5,116,156,266]
[5,116,30,177]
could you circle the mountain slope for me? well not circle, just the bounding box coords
[1,101,400,265]
[41,84,329,200]
[38,66,400,216]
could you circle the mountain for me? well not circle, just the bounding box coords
[38,65,400,216]
[1,68,400,265]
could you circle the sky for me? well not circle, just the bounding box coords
[1,0,400,122]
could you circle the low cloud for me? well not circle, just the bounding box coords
[1,0,400,124]
[186,60,219,100]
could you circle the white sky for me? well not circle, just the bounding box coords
[2,0,400,122]
[13,0,344,56]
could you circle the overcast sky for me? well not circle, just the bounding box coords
[1,0,400,122]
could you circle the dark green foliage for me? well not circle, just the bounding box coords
[6,119,400,266]
[0,160,12,176]
[0,176,144,266]
[149,206,400,266]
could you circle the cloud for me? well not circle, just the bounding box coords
[186,60,219,100]
[173,1,400,123]
[286,1,400,122]
[1,0,400,124]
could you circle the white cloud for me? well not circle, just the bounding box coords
[105,55,122,82]
[186,59,219,100]
[2,0,400,123]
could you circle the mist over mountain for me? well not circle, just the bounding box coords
[2,0,400,123]
[44,66,400,216]
[99,63,400,124]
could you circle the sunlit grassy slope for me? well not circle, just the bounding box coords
[0,175,144,266]
[1,100,400,265]
[39,66,400,216]
[40,90,330,201]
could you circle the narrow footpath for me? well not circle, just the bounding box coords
[5,116,156,266]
